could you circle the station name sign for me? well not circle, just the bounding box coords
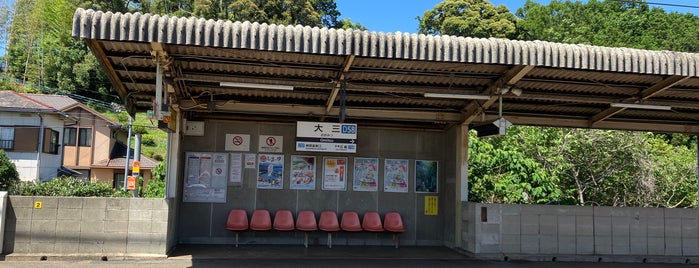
[296,121,357,153]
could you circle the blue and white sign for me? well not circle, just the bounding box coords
[296,121,357,153]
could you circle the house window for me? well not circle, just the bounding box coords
[114,173,125,189]
[0,127,14,150]
[78,128,92,147]
[43,129,59,154]
[63,127,76,146]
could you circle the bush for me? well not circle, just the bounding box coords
[144,161,166,198]
[144,177,165,198]
[0,149,20,191]
[14,177,129,197]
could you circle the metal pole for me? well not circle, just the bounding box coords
[696,135,698,207]
[123,116,133,190]
[133,133,142,197]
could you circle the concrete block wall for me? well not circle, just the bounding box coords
[463,202,699,258]
[3,196,171,257]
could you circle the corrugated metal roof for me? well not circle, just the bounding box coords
[73,8,699,77]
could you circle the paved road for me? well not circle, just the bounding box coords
[1,259,696,268]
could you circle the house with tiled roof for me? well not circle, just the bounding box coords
[1,91,158,186]
[0,91,77,181]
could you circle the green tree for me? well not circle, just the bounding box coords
[516,0,699,52]
[418,0,517,38]
[468,130,562,204]
[0,149,20,191]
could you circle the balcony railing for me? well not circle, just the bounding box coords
[0,139,14,150]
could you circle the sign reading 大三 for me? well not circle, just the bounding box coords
[296,121,357,153]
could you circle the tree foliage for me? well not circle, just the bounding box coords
[516,0,699,52]
[418,0,517,38]
[469,126,698,207]
[0,149,20,191]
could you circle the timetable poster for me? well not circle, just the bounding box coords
[290,155,316,190]
[183,152,228,203]
[257,154,284,189]
[384,159,409,193]
[322,157,347,191]
[353,157,378,192]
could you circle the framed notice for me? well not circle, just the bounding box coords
[353,157,378,192]
[384,159,409,193]
[183,152,228,203]
[257,154,284,189]
[290,155,316,190]
[322,157,347,190]
[415,160,438,193]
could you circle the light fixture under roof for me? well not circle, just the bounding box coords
[610,103,672,111]
[220,82,294,91]
[423,93,491,100]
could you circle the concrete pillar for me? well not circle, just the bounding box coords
[455,123,469,248]
[0,191,6,253]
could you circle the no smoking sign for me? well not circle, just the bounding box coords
[225,134,250,151]
[232,136,244,146]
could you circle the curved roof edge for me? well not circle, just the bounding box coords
[72,8,699,77]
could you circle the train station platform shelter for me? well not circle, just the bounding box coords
[72,8,699,260]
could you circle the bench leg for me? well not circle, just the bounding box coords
[304,232,309,248]
[235,233,239,247]
[393,233,399,249]
[327,233,332,248]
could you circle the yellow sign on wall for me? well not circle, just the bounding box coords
[424,196,438,215]
[34,201,42,209]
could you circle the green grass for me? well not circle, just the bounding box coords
[102,111,168,161]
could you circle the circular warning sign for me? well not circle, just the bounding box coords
[232,135,244,146]
[266,136,277,146]
[215,168,223,175]
[260,155,267,162]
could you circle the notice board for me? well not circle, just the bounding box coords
[183,152,228,203]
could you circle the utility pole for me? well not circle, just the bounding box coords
[123,116,132,190]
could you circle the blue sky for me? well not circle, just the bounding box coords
[335,0,699,33]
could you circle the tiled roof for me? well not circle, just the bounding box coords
[0,90,58,112]
[23,93,78,110]
[92,155,159,169]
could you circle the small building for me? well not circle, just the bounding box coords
[0,91,158,185]
[0,90,76,181]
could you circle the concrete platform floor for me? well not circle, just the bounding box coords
[1,245,698,267]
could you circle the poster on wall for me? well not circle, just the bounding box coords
[322,157,347,190]
[353,157,378,192]
[384,159,409,193]
[415,160,438,193]
[244,153,256,168]
[257,154,284,189]
[229,153,243,184]
[183,152,228,203]
[290,155,316,190]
